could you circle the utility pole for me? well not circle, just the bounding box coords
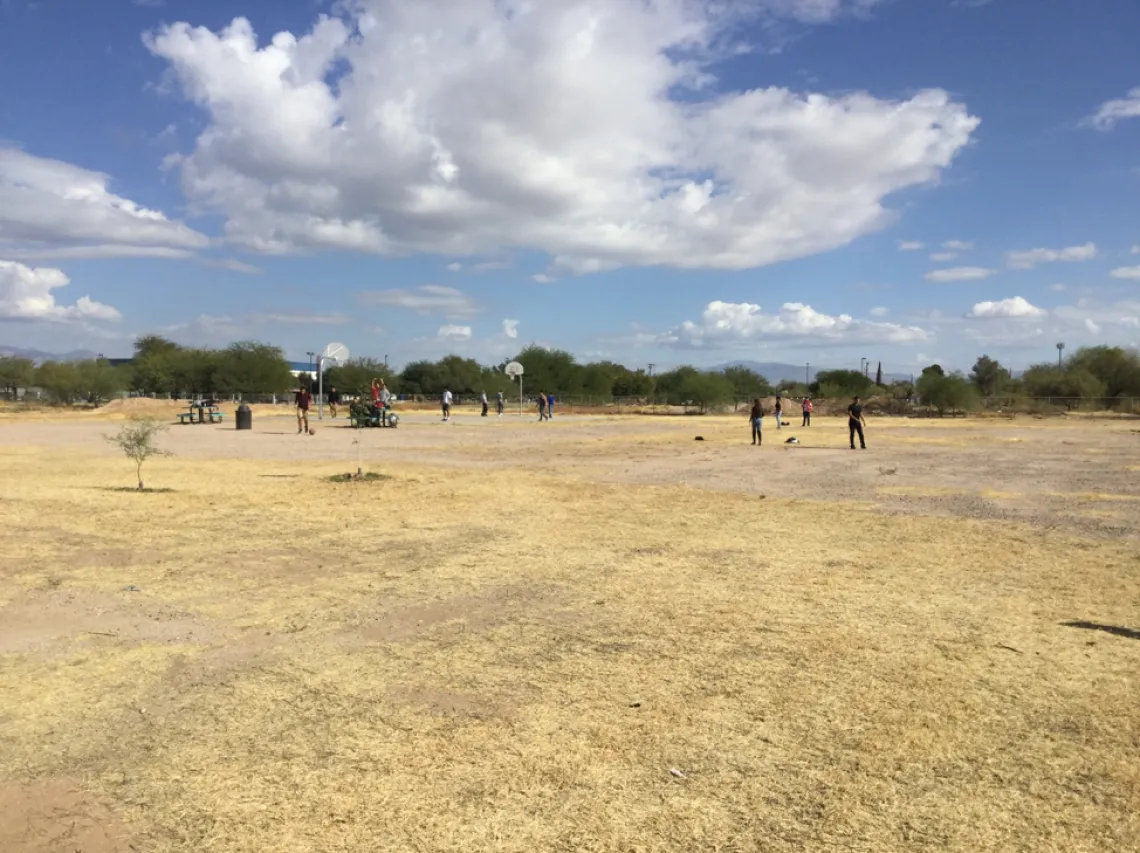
[1056,342,1065,369]
[306,351,315,389]
[648,363,655,377]
[384,354,388,369]
[805,362,810,386]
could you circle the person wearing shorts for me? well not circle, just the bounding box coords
[327,386,341,418]
[441,389,453,421]
[295,386,312,434]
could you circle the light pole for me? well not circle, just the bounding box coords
[1056,342,1065,369]
[805,362,810,386]
[306,351,315,388]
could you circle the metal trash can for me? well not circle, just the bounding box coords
[235,403,252,431]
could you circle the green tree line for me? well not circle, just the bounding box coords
[2,340,1138,412]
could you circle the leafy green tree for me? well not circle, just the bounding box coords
[917,370,980,416]
[811,369,873,398]
[875,361,883,387]
[77,359,126,403]
[969,355,1006,396]
[1065,346,1140,397]
[0,356,35,400]
[214,342,294,397]
[170,348,221,398]
[106,418,171,490]
[723,365,771,401]
[921,364,945,378]
[35,361,82,404]
[653,366,698,404]
[325,358,394,397]
[611,367,655,398]
[515,346,582,395]
[1021,365,1105,404]
[678,371,735,414]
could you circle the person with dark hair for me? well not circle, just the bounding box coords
[749,398,764,446]
[801,396,812,427]
[848,396,867,450]
[295,385,312,434]
[327,386,341,418]
[774,394,783,429]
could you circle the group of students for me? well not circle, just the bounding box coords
[747,395,868,449]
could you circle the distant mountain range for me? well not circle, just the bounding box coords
[717,360,912,384]
[0,346,101,364]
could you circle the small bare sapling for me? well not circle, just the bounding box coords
[107,417,172,490]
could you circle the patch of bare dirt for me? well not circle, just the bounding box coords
[0,587,216,656]
[0,778,133,853]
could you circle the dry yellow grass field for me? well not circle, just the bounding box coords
[1,408,1138,852]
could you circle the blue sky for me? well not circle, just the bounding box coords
[0,0,1138,373]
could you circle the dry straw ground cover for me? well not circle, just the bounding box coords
[0,409,1137,852]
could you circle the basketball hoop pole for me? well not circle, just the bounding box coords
[317,356,324,420]
[519,375,523,417]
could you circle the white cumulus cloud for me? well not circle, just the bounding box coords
[868,306,889,317]
[437,324,473,341]
[1005,243,1097,269]
[1110,265,1140,280]
[898,241,925,251]
[942,239,973,250]
[0,260,122,322]
[358,284,479,319]
[144,3,977,272]
[925,266,994,282]
[929,251,957,262]
[660,300,928,348]
[0,148,208,256]
[967,296,1046,319]
[1087,87,1140,130]
[501,318,519,339]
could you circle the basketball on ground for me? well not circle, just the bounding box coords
[308,427,316,435]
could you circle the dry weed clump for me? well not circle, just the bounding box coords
[0,430,1137,853]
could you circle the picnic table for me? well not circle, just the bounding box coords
[177,400,225,425]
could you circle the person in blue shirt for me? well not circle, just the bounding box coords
[546,392,555,418]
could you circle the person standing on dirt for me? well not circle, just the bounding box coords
[295,386,312,434]
[802,396,813,427]
[481,390,489,417]
[378,380,392,426]
[774,394,784,429]
[441,388,453,422]
[547,392,556,419]
[327,386,341,418]
[496,390,505,417]
[848,396,867,450]
[537,391,548,421]
[749,398,764,446]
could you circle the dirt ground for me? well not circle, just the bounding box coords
[1,406,1137,852]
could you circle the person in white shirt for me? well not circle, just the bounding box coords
[496,390,504,416]
[481,390,489,417]
[378,381,393,425]
[441,389,453,421]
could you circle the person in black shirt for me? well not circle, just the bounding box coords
[847,396,867,450]
[327,386,341,418]
[748,398,764,446]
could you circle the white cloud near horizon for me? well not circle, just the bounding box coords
[943,239,973,250]
[144,3,977,272]
[898,241,925,251]
[925,266,994,282]
[1110,265,1140,280]
[0,260,122,323]
[1005,242,1097,269]
[0,148,208,256]
[357,284,480,320]
[659,300,928,349]
[966,296,1046,319]
[929,251,957,262]
[1087,87,1140,130]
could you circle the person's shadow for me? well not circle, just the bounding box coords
[1061,620,1140,641]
